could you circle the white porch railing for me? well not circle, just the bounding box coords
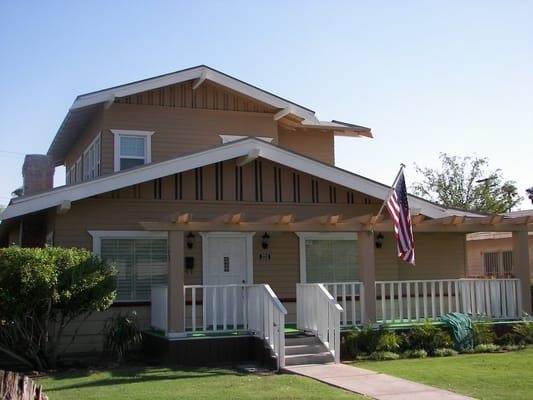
[322,282,365,327]
[297,283,343,363]
[375,278,521,323]
[183,284,287,369]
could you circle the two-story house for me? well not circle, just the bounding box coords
[1,66,531,367]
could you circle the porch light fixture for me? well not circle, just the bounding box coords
[186,232,195,249]
[375,232,384,249]
[261,232,270,249]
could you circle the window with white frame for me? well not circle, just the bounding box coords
[483,250,513,276]
[83,134,101,180]
[90,231,168,301]
[297,233,358,283]
[111,129,154,172]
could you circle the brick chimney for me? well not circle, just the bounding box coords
[22,154,54,196]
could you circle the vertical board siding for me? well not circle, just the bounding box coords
[115,81,277,114]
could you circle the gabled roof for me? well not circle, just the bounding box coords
[4,137,452,221]
[47,65,372,165]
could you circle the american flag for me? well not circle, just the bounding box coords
[385,170,415,265]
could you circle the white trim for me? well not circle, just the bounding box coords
[111,129,155,172]
[295,232,358,283]
[199,232,255,285]
[71,66,319,123]
[219,134,273,144]
[88,230,168,255]
[3,138,453,220]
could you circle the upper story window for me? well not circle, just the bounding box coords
[111,129,155,172]
[83,134,101,180]
[65,134,101,185]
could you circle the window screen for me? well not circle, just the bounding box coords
[119,136,146,170]
[101,238,168,301]
[305,239,358,283]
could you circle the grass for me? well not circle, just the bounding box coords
[37,365,365,400]
[356,348,533,400]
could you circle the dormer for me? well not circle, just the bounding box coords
[49,66,372,185]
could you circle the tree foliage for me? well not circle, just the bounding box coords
[527,187,533,204]
[412,153,522,213]
[0,246,116,370]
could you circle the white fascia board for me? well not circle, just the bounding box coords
[69,67,319,125]
[2,139,258,220]
[2,138,449,220]
[70,68,205,110]
[256,143,449,219]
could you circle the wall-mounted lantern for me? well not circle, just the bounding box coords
[375,232,384,249]
[261,232,270,249]
[186,232,195,249]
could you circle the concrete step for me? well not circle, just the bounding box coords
[284,335,334,366]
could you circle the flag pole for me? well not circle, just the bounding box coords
[370,163,406,233]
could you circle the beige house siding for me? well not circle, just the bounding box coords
[102,104,278,173]
[278,127,334,165]
[467,235,533,277]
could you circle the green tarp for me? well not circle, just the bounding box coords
[440,312,473,351]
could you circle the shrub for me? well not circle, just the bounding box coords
[341,324,401,359]
[472,323,495,346]
[0,246,116,370]
[367,351,400,361]
[402,349,427,359]
[433,348,458,357]
[512,321,533,345]
[401,321,452,356]
[474,344,500,353]
[103,311,142,362]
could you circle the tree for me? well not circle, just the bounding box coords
[527,187,533,204]
[412,153,522,213]
[0,246,116,370]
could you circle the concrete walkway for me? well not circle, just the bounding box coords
[284,363,477,400]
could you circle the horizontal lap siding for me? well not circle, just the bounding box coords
[253,232,299,300]
[278,128,334,165]
[398,233,466,280]
[102,104,277,168]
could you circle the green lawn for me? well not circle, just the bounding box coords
[37,366,365,400]
[356,348,533,400]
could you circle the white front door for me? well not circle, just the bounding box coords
[202,233,254,327]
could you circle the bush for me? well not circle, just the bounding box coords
[512,321,533,345]
[402,348,428,358]
[433,348,458,357]
[474,344,500,353]
[103,311,142,362]
[472,323,495,346]
[0,246,116,370]
[367,351,400,361]
[401,322,452,356]
[341,324,401,359]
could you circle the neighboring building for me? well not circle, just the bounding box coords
[467,210,533,278]
[1,66,531,367]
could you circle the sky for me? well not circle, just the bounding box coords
[1,0,532,210]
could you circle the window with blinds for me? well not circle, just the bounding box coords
[101,238,168,301]
[305,239,358,283]
[483,250,513,276]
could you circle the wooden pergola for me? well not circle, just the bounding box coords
[139,212,533,334]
